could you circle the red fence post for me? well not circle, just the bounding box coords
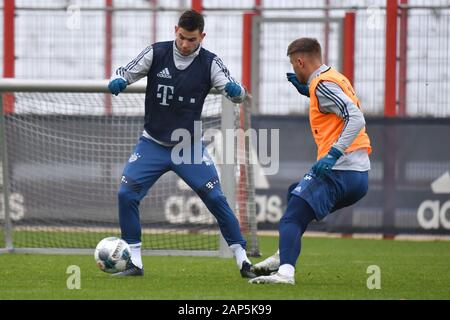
[383,0,400,239]
[343,11,356,85]
[242,0,262,92]
[384,0,398,117]
[3,0,15,113]
[254,0,262,14]
[191,0,203,12]
[241,13,255,93]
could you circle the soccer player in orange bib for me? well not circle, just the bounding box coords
[250,38,372,285]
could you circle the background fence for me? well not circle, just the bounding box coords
[2,0,450,116]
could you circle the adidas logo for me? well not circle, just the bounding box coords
[157,68,172,79]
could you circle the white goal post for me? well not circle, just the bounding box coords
[0,79,259,257]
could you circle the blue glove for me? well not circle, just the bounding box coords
[286,72,310,97]
[311,147,343,178]
[108,78,127,96]
[224,82,242,98]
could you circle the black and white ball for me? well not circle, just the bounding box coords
[94,237,131,274]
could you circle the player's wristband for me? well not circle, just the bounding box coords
[328,146,343,159]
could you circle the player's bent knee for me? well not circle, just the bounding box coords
[360,181,369,199]
[118,188,140,206]
[281,195,316,226]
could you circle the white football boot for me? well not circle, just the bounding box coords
[248,272,295,285]
[251,250,280,276]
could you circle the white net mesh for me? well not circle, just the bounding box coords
[0,88,258,255]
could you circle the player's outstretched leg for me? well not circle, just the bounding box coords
[200,187,256,279]
[173,148,256,279]
[250,195,315,285]
[113,137,168,277]
[251,182,296,276]
[194,183,256,278]
[113,187,145,277]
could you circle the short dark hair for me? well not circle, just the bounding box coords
[287,38,322,60]
[178,9,205,33]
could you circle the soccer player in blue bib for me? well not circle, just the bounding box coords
[108,10,255,278]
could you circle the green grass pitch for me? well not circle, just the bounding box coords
[0,235,449,300]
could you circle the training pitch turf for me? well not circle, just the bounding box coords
[0,236,449,300]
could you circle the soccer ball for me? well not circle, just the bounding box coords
[94,237,131,274]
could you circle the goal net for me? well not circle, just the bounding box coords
[0,79,259,257]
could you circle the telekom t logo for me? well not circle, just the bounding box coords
[157,84,174,106]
